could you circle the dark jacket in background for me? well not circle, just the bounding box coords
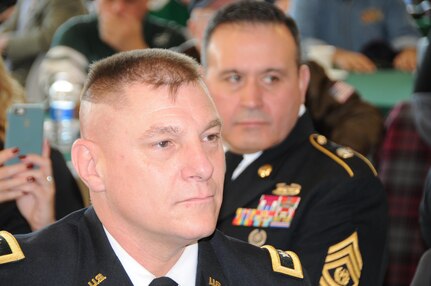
[305,61,384,156]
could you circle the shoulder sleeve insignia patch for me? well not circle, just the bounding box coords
[0,231,25,264]
[261,245,304,279]
[320,231,363,286]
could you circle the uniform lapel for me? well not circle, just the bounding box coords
[82,208,135,286]
[195,236,228,286]
[218,114,315,223]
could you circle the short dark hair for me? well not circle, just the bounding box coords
[201,1,301,67]
[81,49,204,107]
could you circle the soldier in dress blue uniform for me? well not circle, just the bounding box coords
[0,49,310,285]
[202,2,388,285]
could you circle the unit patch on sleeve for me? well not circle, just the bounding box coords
[0,231,25,264]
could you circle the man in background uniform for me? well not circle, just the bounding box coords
[202,2,388,285]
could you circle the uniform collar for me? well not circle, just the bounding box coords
[104,227,198,286]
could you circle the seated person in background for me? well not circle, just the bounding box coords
[178,0,383,156]
[0,0,16,24]
[290,0,421,72]
[410,248,431,286]
[37,0,187,97]
[412,29,431,147]
[0,57,84,234]
[0,0,87,85]
[374,29,431,285]
[416,32,431,248]
[0,49,311,286]
[306,61,383,155]
[202,2,388,285]
[420,168,431,248]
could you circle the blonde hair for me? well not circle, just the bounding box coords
[0,57,26,142]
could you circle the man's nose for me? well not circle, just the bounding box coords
[239,79,264,109]
[181,143,214,182]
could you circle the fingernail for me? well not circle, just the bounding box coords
[26,163,34,169]
[26,176,35,183]
[19,155,26,160]
[12,147,19,154]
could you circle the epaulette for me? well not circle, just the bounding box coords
[261,245,304,279]
[0,231,25,264]
[309,134,377,177]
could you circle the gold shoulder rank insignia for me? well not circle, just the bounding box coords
[320,232,363,286]
[262,245,304,279]
[0,230,25,264]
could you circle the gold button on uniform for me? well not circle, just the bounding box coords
[317,135,327,145]
[258,164,273,178]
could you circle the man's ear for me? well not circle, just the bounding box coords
[298,64,311,104]
[71,139,105,192]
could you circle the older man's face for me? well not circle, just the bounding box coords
[89,82,225,246]
[205,23,309,154]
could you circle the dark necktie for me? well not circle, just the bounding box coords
[148,277,178,286]
[225,151,243,181]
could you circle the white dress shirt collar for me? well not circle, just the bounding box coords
[229,104,306,179]
[104,227,198,286]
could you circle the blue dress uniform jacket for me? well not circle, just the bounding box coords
[217,112,388,285]
[0,207,311,285]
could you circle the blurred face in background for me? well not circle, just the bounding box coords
[96,0,148,19]
[204,23,309,154]
[187,0,236,52]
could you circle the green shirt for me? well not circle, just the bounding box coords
[51,13,187,65]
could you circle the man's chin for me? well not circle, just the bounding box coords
[180,221,217,241]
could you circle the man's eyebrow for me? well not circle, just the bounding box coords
[206,119,222,130]
[142,125,180,138]
[141,119,221,139]
[218,69,240,76]
[263,68,286,74]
